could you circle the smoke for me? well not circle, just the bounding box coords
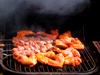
[0,0,89,18]
[31,0,89,15]
[0,0,90,38]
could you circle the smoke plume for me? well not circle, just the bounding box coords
[0,0,90,38]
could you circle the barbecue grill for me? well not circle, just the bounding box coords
[0,0,100,75]
[0,39,99,75]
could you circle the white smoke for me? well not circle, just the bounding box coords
[0,0,90,38]
[0,0,90,18]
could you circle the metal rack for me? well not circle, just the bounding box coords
[0,39,99,75]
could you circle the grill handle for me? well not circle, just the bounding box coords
[0,49,13,60]
[0,53,13,60]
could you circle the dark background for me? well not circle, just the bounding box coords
[84,0,100,41]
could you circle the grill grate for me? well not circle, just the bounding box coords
[1,40,98,74]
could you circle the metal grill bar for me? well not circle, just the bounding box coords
[1,40,98,74]
[93,41,100,53]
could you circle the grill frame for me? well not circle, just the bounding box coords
[0,39,99,75]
